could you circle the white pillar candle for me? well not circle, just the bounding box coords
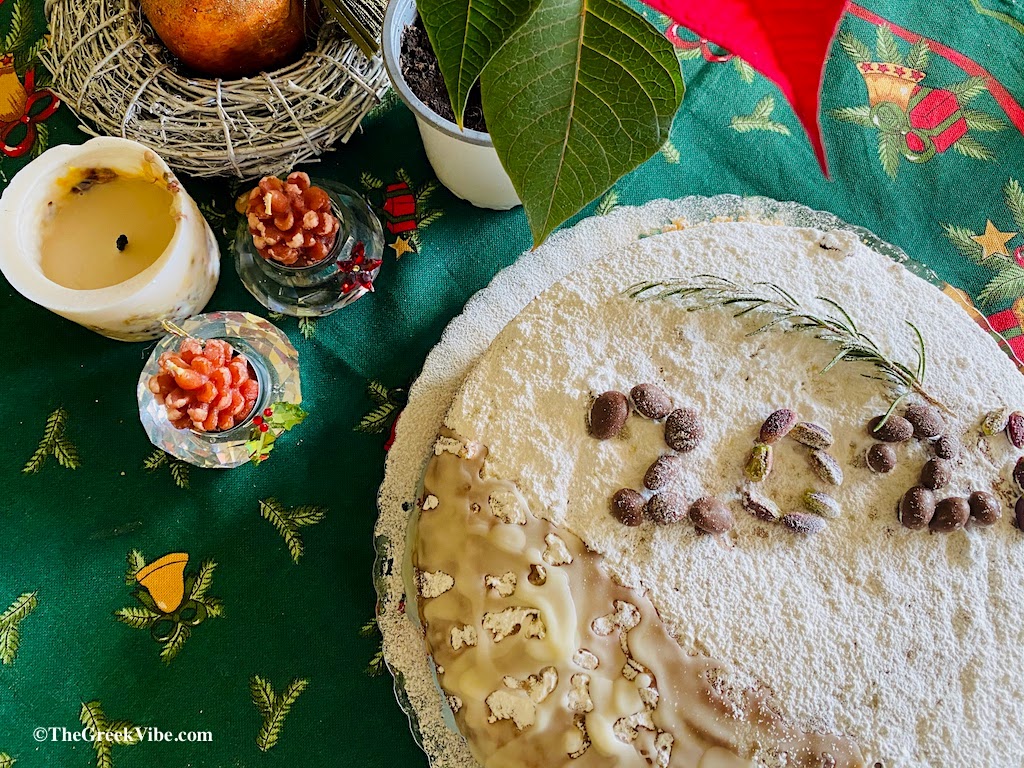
[0,137,220,341]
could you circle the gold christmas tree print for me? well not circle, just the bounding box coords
[23,407,79,473]
[115,551,223,663]
[0,591,37,665]
[250,675,309,752]
[943,178,1024,306]
[830,24,1006,178]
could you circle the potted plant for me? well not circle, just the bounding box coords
[381,0,684,243]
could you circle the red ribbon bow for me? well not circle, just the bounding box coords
[1,68,60,159]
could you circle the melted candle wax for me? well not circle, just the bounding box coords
[40,174,176,290]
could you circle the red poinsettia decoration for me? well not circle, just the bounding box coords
[339,242,382,295]
[644,0,849,173]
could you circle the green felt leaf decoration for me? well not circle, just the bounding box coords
[418,0,542,127]
[480,0,684,245]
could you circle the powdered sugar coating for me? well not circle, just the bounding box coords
[445,223,1024,765]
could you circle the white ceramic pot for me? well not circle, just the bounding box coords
[382,0,520,211]
[0,137,220,341]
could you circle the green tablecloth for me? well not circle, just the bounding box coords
[2,1,1023,765]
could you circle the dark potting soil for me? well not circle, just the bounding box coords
[400,16,488,132]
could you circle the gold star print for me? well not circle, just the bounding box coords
[389,236,415,259]
[972,220,1016,259]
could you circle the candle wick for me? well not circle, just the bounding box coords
[116,234,128,252]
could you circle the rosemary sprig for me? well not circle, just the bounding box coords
[627,274,949,419]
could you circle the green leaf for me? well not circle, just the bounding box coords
[2,0,34,58]
[979,262,1024,306]
[942,223,984,263]
[113,606,159,630]
[0,752,15,768]
[143,450,168,471]
[730,115,791,134]
[1,592,37,626]
[266,402,307,431]
[366,380,390,405]
[189,561,217,601]
[159,623,190,663]
[660,140,681,164]
[250,675,276,718]
[356,402,396,433]
[481,0,684,245]
[125,550,146,583]
[948,76,988,103]
[875,25,903,66]
[23,408,70,474]
[418,0,541,127]
[836,29,872,63]
[0,626,20,666]
[255,677,308,752]
[80,701,108,736]
[52,436,80,470]
[733,57,755,83]
[1005,178,1024,233]
[595,188,619,216]
[104,722,143,745]
[952,134,994,161]
[877,131,901,179]
[298,317,316,339]
[961,108,1006,132]
[829,105,872,127]
[676,46,701,60]
[320,0,387,58]
[751,95,775,119]
[169,460,190,490]
[260,499,304,564]
[731,96,790,135]
[360,172,383,191]
[904,39,930,70]
[359,617,379,637]
[29,122,48,159]
[289,506,327,527]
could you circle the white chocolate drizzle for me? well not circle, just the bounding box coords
[415,430,866,768]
